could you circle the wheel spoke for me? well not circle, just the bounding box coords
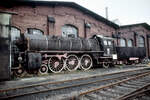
[80,54,93,70]
[48,57,64,73]
[65,54,79,71]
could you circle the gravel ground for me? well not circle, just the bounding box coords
[130,90,150,100]
[1,68,148,99]
[0,64,149,90]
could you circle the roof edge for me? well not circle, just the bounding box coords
[120,23,150,31]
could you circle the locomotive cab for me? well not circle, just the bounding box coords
[93,35,117,67]
[102,37,114,57]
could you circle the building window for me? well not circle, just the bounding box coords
[27,28,44,35]
[138,36,145,47]
[128,39,133,47]
[62,25,78,38]
[10,27,21,41]
[120,38,126,47]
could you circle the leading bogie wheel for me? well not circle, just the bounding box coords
[65,54,79,71]
[14,67,26,77]
[39,64,48,75]
[48,56,64,73]
[103,62,109,68]
[80,54,93,70]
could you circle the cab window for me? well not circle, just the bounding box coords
[108,40,112,46]
[103,40,107,45]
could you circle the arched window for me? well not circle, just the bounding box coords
[62,25,78,38]
[120,38,126,47]
[128,39,133,47]
[10,27,21,41]
[27,28,44,35]
[138,36,145,47]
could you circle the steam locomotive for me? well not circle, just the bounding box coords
[11,34,117,76]
[0,32,146,78]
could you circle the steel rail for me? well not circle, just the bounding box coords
[0,67,148,93]
[0,68,150,99]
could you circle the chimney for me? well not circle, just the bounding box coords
[105,7,108,19]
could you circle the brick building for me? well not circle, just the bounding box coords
[0,1,118,38]
[0,0,150,57]
[118,23,150,57]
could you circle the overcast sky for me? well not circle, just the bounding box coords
[45,0,150,26]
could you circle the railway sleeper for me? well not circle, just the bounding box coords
[113,86,134,93]
[125,81,147,86]
[117,84,137,91]
[102,88,123,97]
[140,77,150,82]
[120,83,140,89]
[105,88,124,96]
[137,79,150,83]
[132,80,148,84]
[95,90,116,99]
[34,85,48,91]
[83,94,97,100]
[86,93,114,100]
[140,96,150,100]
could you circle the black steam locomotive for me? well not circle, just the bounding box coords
[11,34,117,76]
[0,32,146,79]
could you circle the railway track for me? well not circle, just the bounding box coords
[118,83,150,100]
[0,67,150,100]
[76,70,150,100]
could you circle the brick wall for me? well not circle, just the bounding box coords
[118,25,150,57]
[0,5,116,38]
